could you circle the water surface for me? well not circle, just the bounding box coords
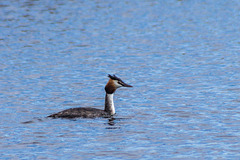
[0,0,240,159]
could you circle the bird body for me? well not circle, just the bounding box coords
[48,74,132,118]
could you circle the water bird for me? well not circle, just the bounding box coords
[48,74,132,118]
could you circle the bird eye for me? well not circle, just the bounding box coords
[118,81,123,85]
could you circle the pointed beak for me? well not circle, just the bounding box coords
[122,82,133,87]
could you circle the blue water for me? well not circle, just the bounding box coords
[1,0,240,159]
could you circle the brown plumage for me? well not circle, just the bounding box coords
[105,79,117,94]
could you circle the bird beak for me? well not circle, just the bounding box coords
[122,82,133,87]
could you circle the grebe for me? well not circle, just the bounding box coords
[48,74,132,118]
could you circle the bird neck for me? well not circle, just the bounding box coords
[104,93,115,115]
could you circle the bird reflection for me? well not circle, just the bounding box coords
[105,117,120,129]
[108,117,116,126]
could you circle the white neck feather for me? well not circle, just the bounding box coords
[105,93,115,115]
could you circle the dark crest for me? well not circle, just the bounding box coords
[108,74,122,81]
